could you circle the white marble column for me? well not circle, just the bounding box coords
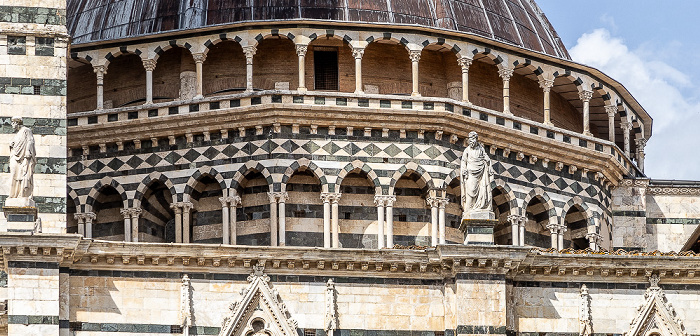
[539,78,555,126]
[230,195,241,245]
[121,209,132,242]
[409,50,422,97]
[278,192,288,246]
[606,105,617,143]
[621,120,632,157]
[586,232,601,251]
[547,224,558,249]
[220,197,230,244]
[518,217,526,246]
[352,48,364,94]
[130,208,141,242]
[321,193,332,248]
[507,214,520,246]
[558,226,566,250]
[94,65,106,110]
[457,57,472,103]
[85,212,96,239]
[182,202,193,243]
[331,193,341,248]
[171,203,183,243]
[385,196,396,248]
[268,192,278,247]
[375,196,386,249]
[296,44,308,92]
[427,197,438,246]
[142,59,156,104]
[579,90,594,136]
[437,197,448,245]
[75,213,86,236]
[192,53,206,99]
[498,68,514,114]
[636,138,647,172]
[243,46,257,92]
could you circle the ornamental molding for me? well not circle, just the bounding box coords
[625,275,687,336]
[325,279,338,333]
[579,284,592,336]
[620,179,650,188]
[647,187,700,195]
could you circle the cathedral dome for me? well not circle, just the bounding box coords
[66,0,570,59]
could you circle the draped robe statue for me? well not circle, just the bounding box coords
[460,131,494,218]
[8,117,36,206]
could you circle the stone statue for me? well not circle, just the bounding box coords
[7,117,36,207]
[460,131,494,219]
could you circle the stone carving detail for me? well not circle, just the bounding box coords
[579,284,592,336]
[325,279,338,334]
[219,264,297,336]
[625,275,687,336]
[460,131,494,219]
[7,117,36,207]
[180,274,193,335]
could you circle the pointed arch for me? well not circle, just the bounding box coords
[134,172,177,206]
[281,158,328,193]
[334,160,382,195]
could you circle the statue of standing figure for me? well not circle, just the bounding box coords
[7,117,36,207]
[460,131,494,219]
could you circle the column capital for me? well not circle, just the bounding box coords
[374,195,394,207]
[578,90,594,102]
[545,223,559,234]
[192,52,206,64]
[507,214,524,225]
[120,208,139,218]
[538,78,554,92]
[267,191,288,202]
[321,192,342,203]
[93,64,107,75]
[243,46,257,62]
[408,50,422,63]
[605,105,618,117]
[498,68,514,81]
[84,212,96,220]
[425,196,439,208]
[142,59,157,72]
[435,197,449,208]
[635,137,647,150]
[170,202,183,214]
[585,232,603,243]
[181,201,194,211]
[620,120,633,131]
[351,47,364,59]
[295,44,308,57]
[457,57,472,71]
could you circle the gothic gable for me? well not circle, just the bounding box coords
[626,275,686,336]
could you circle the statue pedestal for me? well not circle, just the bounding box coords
[459,210,497,245]
[3,203,37,233]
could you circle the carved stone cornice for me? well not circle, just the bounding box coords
[647,187,700,195]
[620,178,650,188]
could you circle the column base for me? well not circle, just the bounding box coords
[460,210,497,245]
[297,87,307,94]
[193,95,204,100]
[411,92,421,97]
[583,131,594,137]
[3,204,37,233]
[544,121,554,127]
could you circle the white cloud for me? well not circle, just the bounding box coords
[570,28,700,180]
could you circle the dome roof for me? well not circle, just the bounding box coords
[67,0,570,59]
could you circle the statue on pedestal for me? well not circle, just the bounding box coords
[460,131,494,219]
[6,117,36,207]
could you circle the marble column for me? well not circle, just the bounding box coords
[352,48,364,94]
[385,196,396,248]
[321,193,332,248]
[94,65,106,110]
[142,59,156,104]
[278,192,288,246]
[547,224,558,249]
[457,57,472,103]
[621,120,632,157]
[498,68,514,114]
[243,46,257,92]
[331,193,341,248]
[579,90,594,136]
[507,214,520,246]
[75,213,86,236]
[192,53,206,99]
[85,212,96,239]
[606,105,617,143]
[437,197,448,245]
[220,197,230,244]
[586,232,601,251]
[296,44,308,92]
[268,192,278,247]
[121,209,132,242]
[539,78,555,126]
[558,226,567,250]
[130,208,141,242]
[230,195,241,245]
[375,196,386,249]
[171,203,183,243]
[636,138,647,172]
[427,197,438,246]
[518,217,526,246]
[182,202,193,243]
[409,50,422,97]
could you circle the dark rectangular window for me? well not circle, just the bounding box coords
[35,37,54,56]
[7,36,26,55]
[314,48,338,91]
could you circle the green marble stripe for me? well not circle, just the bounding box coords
[613,210,646,217]
[457,325,506,334]
[0,117,66,135]
[0,156,66,174]
[0,77,66,96]
[0,6,65,25]
[8,315,59,325]
[0,195,66,213]
[646,217,700,225]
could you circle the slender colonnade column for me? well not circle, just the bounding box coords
[558,226,566,250]
[121,209,132,242]
[130,208,141,242]
[385,196,396,247]
[352,48,364,94]
[220,197,230,244]
[621,120,632,158]
[278,192,288,246]
[498,68,514,114]
[580,90,594,136]
[94,65,106,110]
[437,197,448,245]
[243,46,257,92]
[192,53,206,99]
[171,204,183,243]
[508,214,519,246]
[519,216,526,246]
[606,105,617,143]
[182,202,193,243]
[268,192,278,247]
[636,138,647,172]
[539,78,554,126]
[296,44,308,92]
[229,195,241,245]
[409,50,422,97]
[547,223,558,249]
[142,59,156,104]
[457,57,472,103]
[375,196,385,249]
[427,197,438,246]
[321,193,332,248]
[75,213,86,236]
[331,193,341,248]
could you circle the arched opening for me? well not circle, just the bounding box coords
[203,41,246,96]
[140,181,174,242]
[363,41,411,95]
[418,45,461,98]
[492,186,513,245]
[103,54,146,108]
[392,172,430,246]
[306,36,354,92]
[469,54,503,111]
[445,178,463,244]
[563,205,589,249]
[589,89,609,139]
[524,196,552,248]
[153,46,195,102]
[66,197,78,234]
[511,64,544,123]
[550,75,585,133]
[190,175,224,244]
[285,170,323,247]
[92,186,123,240]
[338,170,377,248]
[236,171,271,246]
[253,38,297,90]
[67,58,97,113]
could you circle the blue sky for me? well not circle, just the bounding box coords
[536,1,700,180]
